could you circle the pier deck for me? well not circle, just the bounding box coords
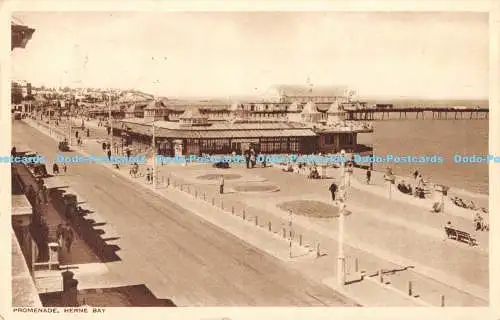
[345,107,489,121]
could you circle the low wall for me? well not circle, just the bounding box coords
[49,188,119,262]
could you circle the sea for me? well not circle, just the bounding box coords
[357,101,489,195]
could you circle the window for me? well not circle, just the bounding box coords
[339,133,354,146]
[324,135,333,145]
[289,138,299,153]
[260,137,287,153]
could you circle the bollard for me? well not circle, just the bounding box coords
[408,281,413,296]
[282,228,286,239]
[354,257,359,273]
[268,221,272,231]
[299,234,302,246]
[242,209,246,220]
[255,216,258,226]
[232,206,234,215]
[440,295,445,307]
[379,269,383,283]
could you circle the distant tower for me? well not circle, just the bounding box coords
[306,76,313,93]
[306,76,313,102]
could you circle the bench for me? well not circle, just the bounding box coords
[445,226,477,246]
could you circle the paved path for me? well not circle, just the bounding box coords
[13,164,101,267]
[14,119,356,307]
[20,118,489,306]
[147,163,489,305]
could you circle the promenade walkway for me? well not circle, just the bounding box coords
[157,164,488,300]
[22,118,489,306]
[19,119,357,306]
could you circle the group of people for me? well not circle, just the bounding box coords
[413,170,426,198]
[397,180,413,195]
[102,141,113,160]
[75,130,83,146]
[56,222,74,252]
[473,210,488,231]
[244,148,257,169]
[129,162,140,178]
[52,162,67,175]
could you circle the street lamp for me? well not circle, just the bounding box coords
[384,167,395,199]
[68,110,72,146]
[337,149,347,286]
[48,106,52,136]
[141,117,158,189]
[152,118,156,189]
[108,95,113,153]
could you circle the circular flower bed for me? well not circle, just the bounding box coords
[277,200,350,218]
[197,173,242,180]
[232,183,280,192]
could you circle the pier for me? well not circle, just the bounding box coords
[345,107,489,121]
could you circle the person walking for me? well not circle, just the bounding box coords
[146,168,151,183]
[102,142,107,151]
[250,149,256,168]
[219,175,225,194]
[329,182,338,201]
[245,150,250,169]
[86,128,90,137]
[53,163,60,175]
[56,223,64,248]
[75,130,79,140]
[366,169,371,184]
[43,184,50,204]
[107,149,112,161]
[63,164,67,174]
[62,223,74,253]
[413,170,419,181]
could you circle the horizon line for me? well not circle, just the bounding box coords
[22,83,488,102]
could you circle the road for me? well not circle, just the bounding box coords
[12,120,356,307]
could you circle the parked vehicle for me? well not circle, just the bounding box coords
[58,140,70,152]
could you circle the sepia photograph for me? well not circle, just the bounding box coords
[6,3,495,315]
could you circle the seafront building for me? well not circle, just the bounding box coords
[100,86,373,157]
[11,19,42,308]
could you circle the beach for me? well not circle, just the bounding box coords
[358,119,488,195]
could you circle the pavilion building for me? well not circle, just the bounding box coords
[114,99,372,157]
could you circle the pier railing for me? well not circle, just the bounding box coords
[345,107,489,121]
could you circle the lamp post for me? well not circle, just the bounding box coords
[337,149,347,286]
[384,167,394,199]
[68,111,72,146]
[108,95,113,152]
[140,118,158,189]
[48,106,52,136]
[152,118,156,189]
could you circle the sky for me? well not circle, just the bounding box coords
[11,11,489,100]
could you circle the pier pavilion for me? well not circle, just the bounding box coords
[113,101,373,157]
